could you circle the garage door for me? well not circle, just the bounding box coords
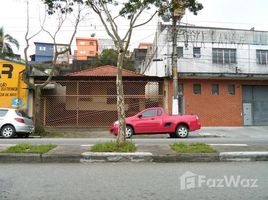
[243,86,268,125]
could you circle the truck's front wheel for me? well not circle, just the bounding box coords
[125,125,134,138]
[175,125,189,138]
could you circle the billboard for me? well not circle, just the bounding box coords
[0,59,28,109]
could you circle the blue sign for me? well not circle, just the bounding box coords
[11,98,23,108]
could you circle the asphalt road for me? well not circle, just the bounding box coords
[0,162,267,200]
[0,126,268,146]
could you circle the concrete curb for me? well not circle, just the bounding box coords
[1,151,268,163]
[0,153,81,163]
[0,153,42,163]
[152,153,220,162]
[220,151,268,161]
[81,152,153,162]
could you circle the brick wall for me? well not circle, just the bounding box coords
[182,79,242,126]
[168,78,268,126]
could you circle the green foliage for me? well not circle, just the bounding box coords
[99,49,118,66]
[91,49,135,71]
[0,27,19,57]
[91,141,136,152]
[4,144,56,154]
[170,142,216,153]
[42,0,203,19]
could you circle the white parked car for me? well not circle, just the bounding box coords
[0,108,34,138]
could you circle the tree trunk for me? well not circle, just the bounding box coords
[116,51,126,145]
[34,86,45,134]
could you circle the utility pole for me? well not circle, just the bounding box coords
[171,0,185,115]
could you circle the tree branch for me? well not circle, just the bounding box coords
[133,11,158,28]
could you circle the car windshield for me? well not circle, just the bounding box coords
[15,110,31,119]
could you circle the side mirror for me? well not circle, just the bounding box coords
[138,114,142,118]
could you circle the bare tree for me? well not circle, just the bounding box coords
[23,0,85,133]
[44,0,203,144]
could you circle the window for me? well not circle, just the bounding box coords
[256,50,268,64]
[228,84,235,95]
[89,51,94,55]
[212,48,236,64]
[157,109,162,116]
[141,109,157,118]
[193,47,201,58]
[211,84,219,95]
[0,109,8,117]
[39,46,46,51]
[80,50,86,54]
[177,47,183,58]
[89,42,94,46]
[15,110,31,119]
[193,84,201,95]
[80,41,85,45]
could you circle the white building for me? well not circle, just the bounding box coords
[142,23,268,76]
[141,23,268,126]
[98,38,116,54]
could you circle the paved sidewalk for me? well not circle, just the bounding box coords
[1,143,268,163]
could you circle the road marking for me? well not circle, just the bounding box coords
[209,144,248,146]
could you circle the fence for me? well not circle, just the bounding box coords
[40,80,164,127]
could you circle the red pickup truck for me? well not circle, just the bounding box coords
[110,107,201,138]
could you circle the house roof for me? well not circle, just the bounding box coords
[66,65,143,77]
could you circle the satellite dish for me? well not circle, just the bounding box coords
[91,33,96,37]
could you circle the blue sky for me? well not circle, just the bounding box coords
[1,0,268,56]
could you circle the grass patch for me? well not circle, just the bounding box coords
[91,141,136,152]
[4,144,56,154]
[170,142,216,153]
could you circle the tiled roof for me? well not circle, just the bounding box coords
[66,65,143,77]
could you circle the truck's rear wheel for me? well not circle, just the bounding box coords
[175,125,189,138]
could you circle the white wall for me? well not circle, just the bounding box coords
[143,24,268,76]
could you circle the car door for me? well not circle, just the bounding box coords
[134,109,162,133]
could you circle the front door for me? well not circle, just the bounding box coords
[134,109,161,133]
[243,103,252,126]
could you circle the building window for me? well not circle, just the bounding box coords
[89,42,94,46]
[89,51,94,55]
[193,84,201,95]
[80,41,85,45]
[212,48,236,64]
[212,84,219,95]
[193,47,201,58]
[228,84,235,95]
[39,46,46,51]
[80,50,86,54]
[177,47,183,58]
[256,50,268,64]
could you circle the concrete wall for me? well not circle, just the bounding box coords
[143,24,268,76]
